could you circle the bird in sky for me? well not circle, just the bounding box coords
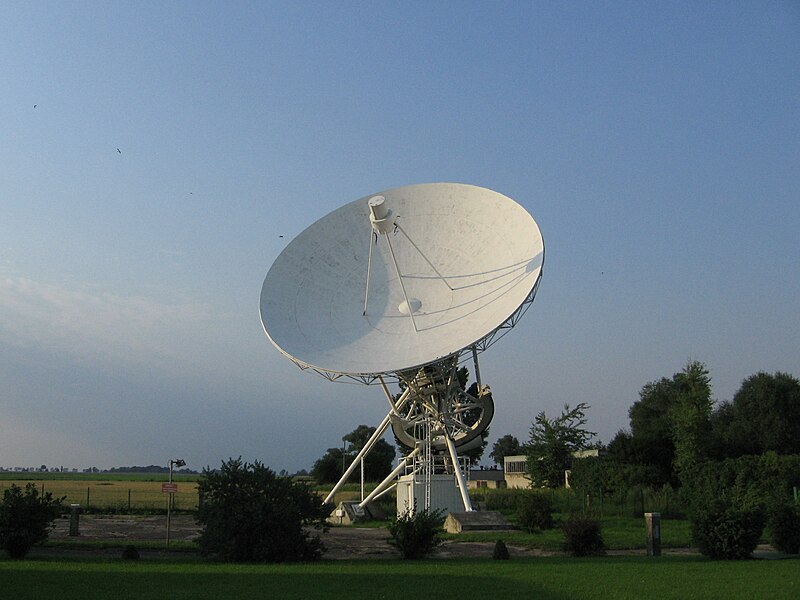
[117,148,122,154]
[33,104,37,108]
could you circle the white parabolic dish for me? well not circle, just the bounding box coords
[260,183,544,379]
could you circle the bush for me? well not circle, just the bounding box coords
[388,505,444,559]
[767,500,800,554]
[196,457,329,562]
[484,489,523,511]
[686,454,800,513]
[0,483,64,559]
[121,544,140,560]
[562,514,606,557]
[516,492,554,532]
[492,539,510,560]
[691,499,765,560]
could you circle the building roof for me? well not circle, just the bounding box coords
[469,469,506,481]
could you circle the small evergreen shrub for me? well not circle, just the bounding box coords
[562,514,606,557]
[691,499,765,560]
[121,545,140,560]
[492,539,510,560]
[516,492,554,532]
[388,505,444,559]
[0,483,64,559]
[767,500,800,554]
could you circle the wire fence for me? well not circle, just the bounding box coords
[472,485,684,518]
[0,480,199,512]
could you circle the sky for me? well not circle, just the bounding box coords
[1,1,798,473]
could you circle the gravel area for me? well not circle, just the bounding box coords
[34,514,787,561]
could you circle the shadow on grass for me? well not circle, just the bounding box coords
[3,554,798,600]
[1,558,573,600]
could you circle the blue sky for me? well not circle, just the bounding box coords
[1,2,798,472]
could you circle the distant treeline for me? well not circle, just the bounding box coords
[107,465,200,475]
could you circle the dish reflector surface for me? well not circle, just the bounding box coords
[260,183,544,377]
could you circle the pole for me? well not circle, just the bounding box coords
[444,434,473,511]
[359,448,419,510]
[166,461,173,547]
[324,412,393,505]
[360,456,365,502]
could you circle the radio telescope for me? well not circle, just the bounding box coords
[260,183,544,515]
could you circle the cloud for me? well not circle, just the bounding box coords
[0,277,213,373]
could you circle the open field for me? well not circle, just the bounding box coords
[0,478,198,511]
[0,476,377,513]
[1,555,798,600]
[0,472,200,482]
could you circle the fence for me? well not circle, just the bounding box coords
[472,484,684,518]
[0,480,199,512]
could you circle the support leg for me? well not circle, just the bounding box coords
[324,412,392,505]
[385,234,418,332]
[395,224,454,290]
[444,433,473,512]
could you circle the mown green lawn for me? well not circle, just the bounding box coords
[1,555,797,600]
[445,515,693,551]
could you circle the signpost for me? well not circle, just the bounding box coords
[165,458,186,547]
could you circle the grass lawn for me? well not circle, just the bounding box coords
[1,555,797,600]
[446,515,693,551]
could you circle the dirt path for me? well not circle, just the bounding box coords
[45,515,507,559]
[41,514,784,561]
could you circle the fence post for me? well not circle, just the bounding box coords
[69,504,81,536]
[86,486,90,509]
[645,512,661,556]
[128,488,131,512]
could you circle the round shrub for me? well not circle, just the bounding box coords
[516,492,554,532]
[493,539,510,560]
[767,501,800,554]
[196,458,329,563]
[691,500,765,560]
[562,514,606,557]
[0,483,64,559]
[388,506,444,559]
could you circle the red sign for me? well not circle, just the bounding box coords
[161,483,178,493]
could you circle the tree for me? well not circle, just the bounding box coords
[196,457,328,562]
[526,403,595,487]
[311,425,395,484]
[311,447,346,484]
[0,483,64,559]
[343,425,396,481]
[669,360,713,481]
[712,371,800,457]
[616,361,713,487]
[490,434,522,466]
[626,376,680,485]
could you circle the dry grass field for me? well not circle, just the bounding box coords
[0,478,198,511]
